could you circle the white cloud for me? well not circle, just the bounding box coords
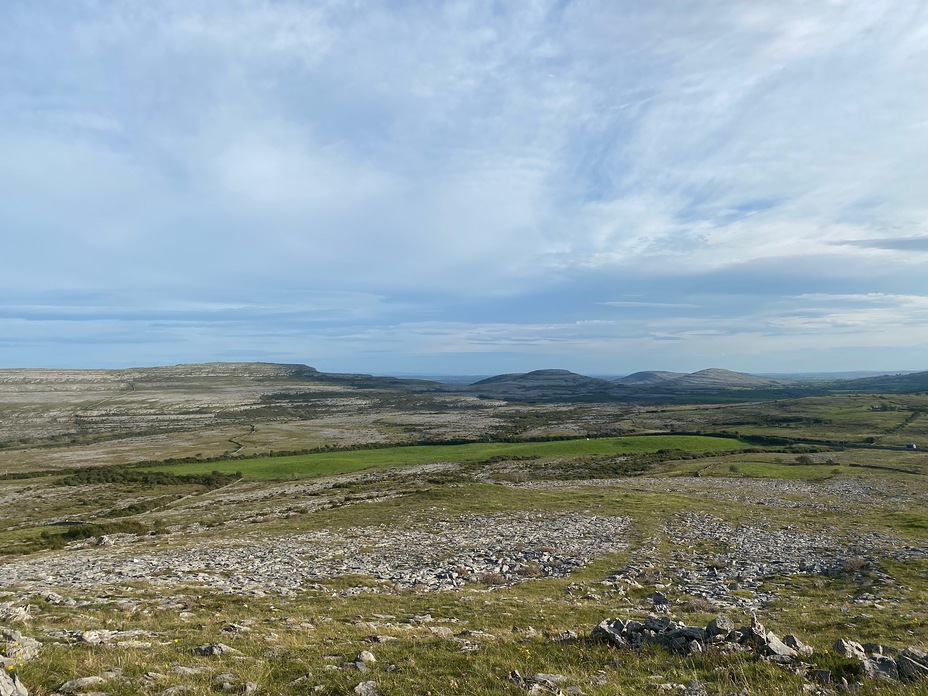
[1,1,927,371]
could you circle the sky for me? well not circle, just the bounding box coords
[2,1,927,376]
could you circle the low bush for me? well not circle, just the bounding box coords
[58,468,241,488]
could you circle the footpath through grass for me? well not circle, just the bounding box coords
[141,435,760,481]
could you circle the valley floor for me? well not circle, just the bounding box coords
[3,455,928,695]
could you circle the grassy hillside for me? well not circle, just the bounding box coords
[1,368,928,694]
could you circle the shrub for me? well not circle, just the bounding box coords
[516,564,543,578]
[842,556,868,573]
[58,467,241,488]
[478,572,507,586]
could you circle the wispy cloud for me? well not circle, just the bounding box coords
[835,238,928,252]
[600,301,699,309]
[1,1,926,371]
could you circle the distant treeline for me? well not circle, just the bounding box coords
[0,469,64,480]
[59,468,241,487]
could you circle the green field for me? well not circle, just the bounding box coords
[142,435,759,480]
[669,458,844,480]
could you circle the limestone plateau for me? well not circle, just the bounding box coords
[1,361,927,694]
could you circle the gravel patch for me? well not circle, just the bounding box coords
[608,511,928,611]
[0,512,630,596]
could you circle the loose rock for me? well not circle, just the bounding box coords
[1,628,41,668]
[897,647,928,682]
[353,682,380,696]
[192,642,239,656]
[0,671,28,696]
[59,676,106,694]
[834,638,866,660]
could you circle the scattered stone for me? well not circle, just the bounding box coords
[596,614,794,665]
[808,670,831,685]
[0,671,28,696]
[592,613,928,687]
[590,509,928,613]
[550,630,578,643]
[141,672,168,682]
[644,615,670,632]
[59,676,106,694]
[353,681,380,696]
[834,638,866,660]
[357,650,377,664]
[157,687,193,696]
[861,655,899,681]
[783,635,813,657]
[1,628,41,667]
[758,632,797,659]
[364,635,396,644]
[78,631,106,646]
[0,605,29,625]
[682,680,707,696]
[192,642,239,656]
[532,673,568,685]
[509,670,572,694]
[0,513,631,596]
[706,615,733,637]
[897,647,928,681]
[862,642,886,655]
[591,619,627,648]
[46,628,154,648]
[672,626,708,642]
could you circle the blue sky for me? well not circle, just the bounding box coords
[2,1,927,375]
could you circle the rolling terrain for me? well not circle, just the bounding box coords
[1,363,927,695]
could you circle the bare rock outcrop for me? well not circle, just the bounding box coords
[593,614,928,685]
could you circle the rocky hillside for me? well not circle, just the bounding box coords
[655,368,794,389]
[467,370,614,400]
[614,370,686,386]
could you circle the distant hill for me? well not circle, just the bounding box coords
[118,362,319,381]
[465,367,802,402]
[614,371,685,385]
[831,370,928,393]
[668,368,794,389]
[472,369,609,388]
[758,371,917,381]
[467,369,614,400]
[2,362,925,409]
[611,368,794,392]
[305,370,444,392]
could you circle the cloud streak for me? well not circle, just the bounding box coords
[1,1,926,372]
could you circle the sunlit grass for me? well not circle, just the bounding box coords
[139,435,762,481]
